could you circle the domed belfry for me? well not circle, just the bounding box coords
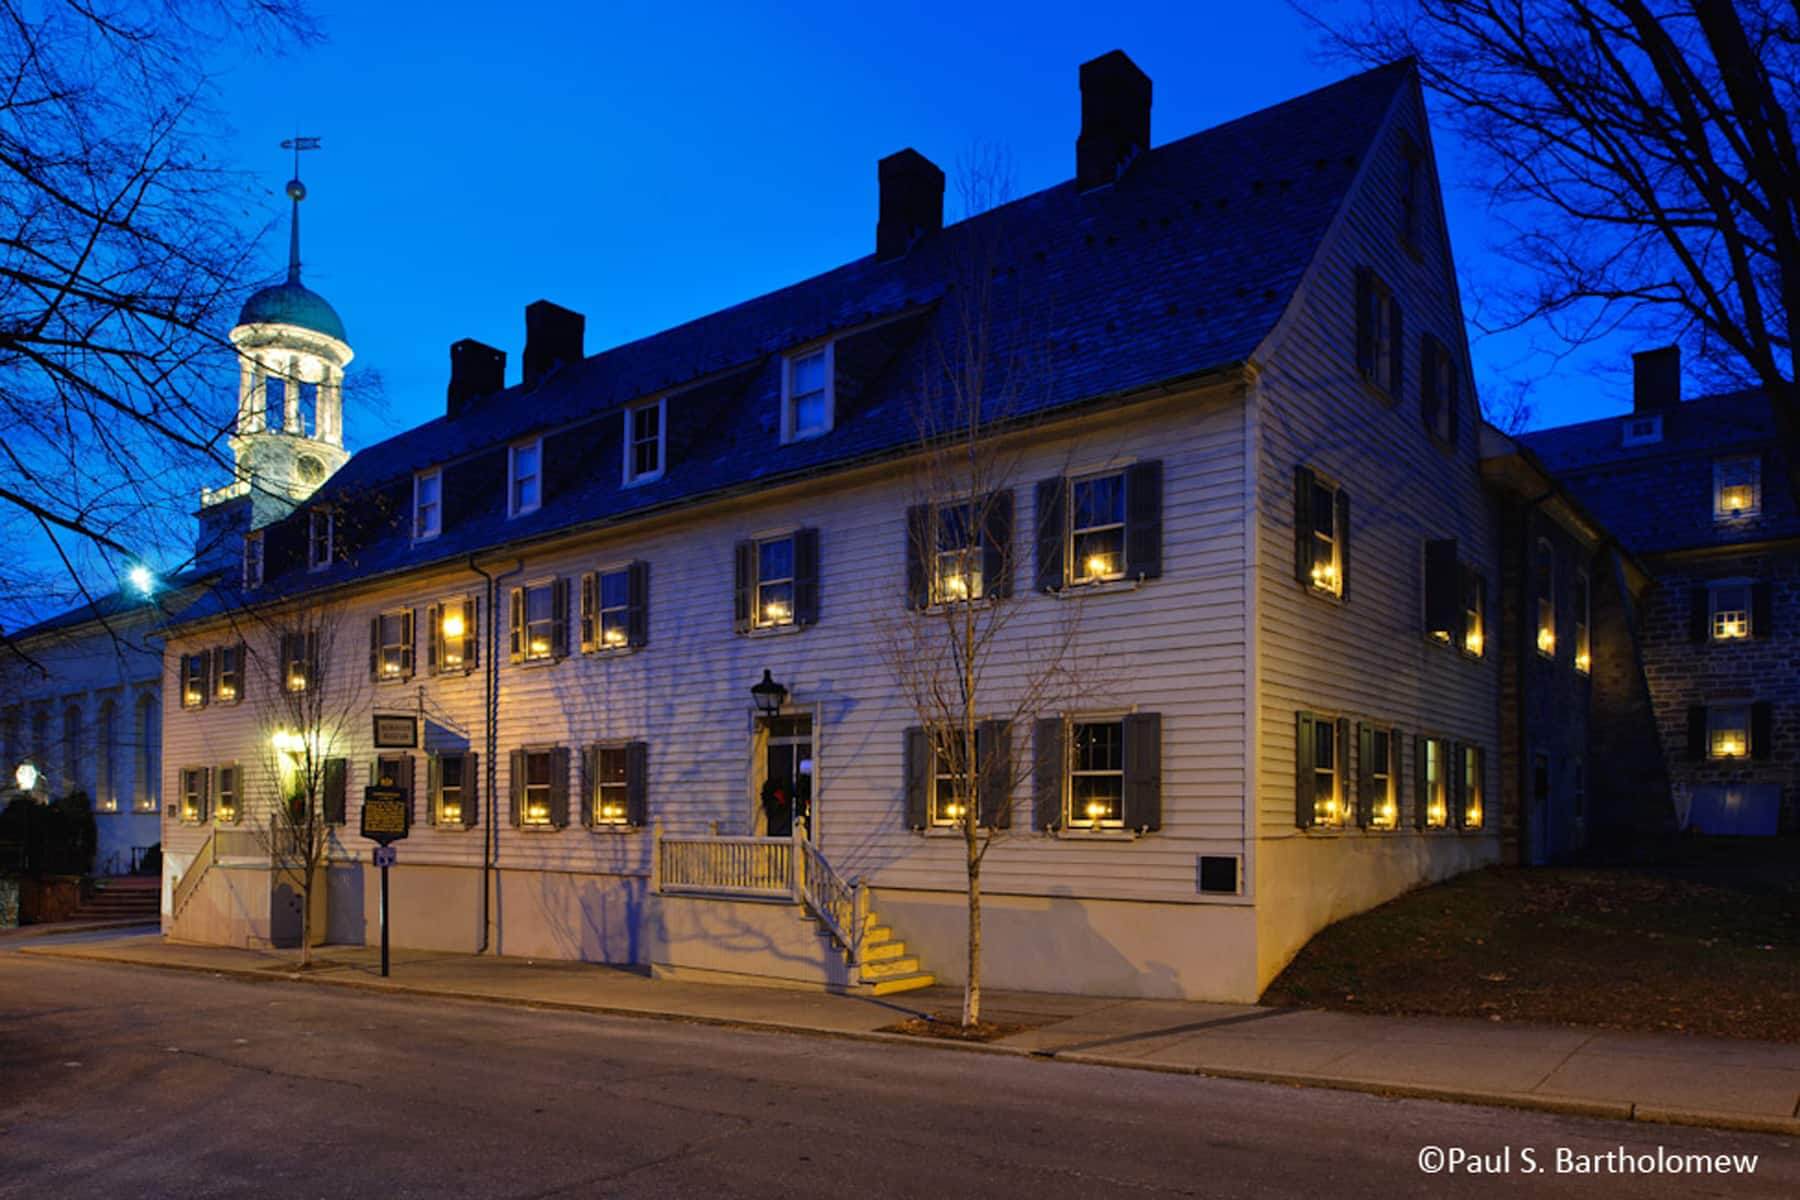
[197,141,353,572]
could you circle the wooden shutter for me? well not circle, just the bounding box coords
[1034,478,1066,593]
[398,754,416,821]
[368,616,380,680]
[548,747,571,827]
[1424,539,1460,638]
[401,609,415,679]
[1413,735,1430,829]
[463,752,481,829]
[1445,353,1461,446]
[1390,299,1404,399]
[1690,586,1711,643]
[903,727,929,829]
[905,504,930,610]
[323,758,347,825]
[793,527,820,625]
[733,540,754,633]
[1335,489,1351,602]
[1354,266,1374,377]
[1752,582,1772,638]
[1448,741,1465,826]
[460,597,479,670]
[580,745,597,827]
[426,604,441,675]
[983,490,1015,598]
[627,561,649,647]
[1389,727,1405,817]
[509,587,524,661]
[1686,705,1707,761]
[304,631,318,688]
[579,572,597,653]
[1293,466,1316,584]
[1420,336,1439,432]
[976,719,1012,829]
[551,579,570,658]
[625,741,648,826]
[1357,723,1375,829]
[508,749,524,827]
[1295,712,1316,828]
[198,767,211,823]
[1124,461,1163,581]
[426,754,440,825]
[199,652,212,708]
[1751,702,1774,760]
[1032,718,1064,830]
[1121,712,1162,832]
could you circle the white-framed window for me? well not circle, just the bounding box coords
[430,597,478,674]
[280,631,315,693]
[510,438,543,516]
[242,531,264,590]
[375,609,414,681]
[1621,414,1662,447]
[752,535,796,628]
[1534,538,1556,657]
[1710,581,1753,640]
[414,469,442,540]
[1366,726,1397,830]
[1714,456,1760,519]
[1421,736,1448,829]
[214,764,239,824]
[179,766,208,824]
[434,752,470,825]
[518,580,559,661]
[929,731,972,828]
[591,746,631,825]
[213,644,242,703]
[1068,719,1124,829]
[1356,268,1401,395]
[1462,567,1485,657]
[931,503,985,603]
[781,344,833,442]
[308,509,334,571]
[624,398,665,484]
[179,653,209,710]
[1307,717,1345,828]
[1574,570,1592,673]
[1305,475,1343,596]
[585,568,631,650]
[1460,743,1485,829]
[1708,706,1750,759]
[1070,472,1127,585]
[520,749,555,826]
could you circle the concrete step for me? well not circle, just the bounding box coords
[861,939,907,962]
[858,955,921,980]
[865,972,935,996]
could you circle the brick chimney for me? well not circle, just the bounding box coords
[1076,50,1151,192]
[875,149,944,262]
[523,300,585,387]
[1632,345,1681,412]
[447,339,506,417]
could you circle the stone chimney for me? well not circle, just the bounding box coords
[875,149,944,262]
[1632,345,1681,412]
[447,339,506,418]
[1076,50,1151,192]
[523,300,585,387]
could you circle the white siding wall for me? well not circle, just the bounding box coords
[160,384,1250,918]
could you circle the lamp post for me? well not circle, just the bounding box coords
[13,761,42,874]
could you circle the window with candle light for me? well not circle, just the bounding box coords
[752,535,796,628]
[1713,456,1760,520]
[1365,727,1398,830]
[1573,570,1591,673]
[180,652,208,709]
[595,569,631,648]
[179,766,208,824]
[1068,472,1127,586]
[591,747,630,825]
[1421,737,1449,829]
[520,582,557,661]
[1534,538,1556,657]
[1306,477,1343,597]
[434,753,468,825]
[212,644,242,703]
[520,750,554,826]
[1461,568,1485,657]
[432,597,477,673]
[931,502,986,603]
[1459,744,1484,830]
[280,631,315,693]
[1067,720,1124,829]
[1708,706,1750,759]
[1311,719,1344,828]
[375,609,413,680]
[214,764,238,824]
[1710,582,1752,640]
[929,730,972,827]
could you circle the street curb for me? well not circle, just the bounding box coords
[0,919,160,941]
[20,944,1798,1137]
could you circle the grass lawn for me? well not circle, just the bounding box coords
[1261,837,1800,1043]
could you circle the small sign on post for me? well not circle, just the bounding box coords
[360,782,410,977]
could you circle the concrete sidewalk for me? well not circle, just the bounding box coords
[21,933,1800,1137]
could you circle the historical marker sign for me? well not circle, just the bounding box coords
[361,785,410,845]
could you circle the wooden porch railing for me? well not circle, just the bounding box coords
[796,837,859,958]
[169,831,216,921]
[654,828,865,964]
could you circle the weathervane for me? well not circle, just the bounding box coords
[278,135,321,283]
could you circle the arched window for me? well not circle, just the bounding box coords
[62,703,82,794]
[135,693,160,813]
[97,699,118,812]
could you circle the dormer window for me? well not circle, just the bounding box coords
[1714,456,1760,519]
[414,469,442,540]
[242,531,264,590]
[624,398,665,484]
[510,438,542,516]
[782,345,833,442]
[308,509,334,571]
[1621,414,1662,446]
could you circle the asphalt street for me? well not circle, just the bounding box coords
[0,949,1792,1198]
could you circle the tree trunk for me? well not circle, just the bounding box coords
[963,853,981,1027]
[298,866,313,968]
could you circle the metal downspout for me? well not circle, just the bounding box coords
[468,555,522,954]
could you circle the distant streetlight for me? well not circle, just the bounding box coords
[750,669,788,717]
[14,761,39,792]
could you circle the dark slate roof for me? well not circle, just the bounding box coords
[1519,388,1800,554]
[179,60,1414,626]
[5,569,216,645]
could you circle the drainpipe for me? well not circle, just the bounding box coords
[467,555,522,954]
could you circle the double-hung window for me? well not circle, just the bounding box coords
[624,399,665,484]
[1574,571,1592,673]
[179,767,209,824]
[511,579,566,663]
[308,509,334,571]
[1534,538,1556,657]
[373,609,415,681]
[214,764,239,824]
[931,734,971,827]
[586,569,631,650]
[1714,456,1760,519]
[180,652,209,710]
[1361,725,1399,830]
[782,346,832,442]
[1710,582,1752,640]
[1462,567,1486,657]
[1421,333,1459,445]
[1708,706,1750,759]
[1295,468,1347,598]
[1295,713,1346,829]
[510,438,542,516]
[281,631,316,693]
[432,752,475,827]
[1068,720,1125,829]
[1070,473,1126,585]
[414,469,442,540]
[580,744,648,828]
[514,748,566,828]
[1036,463,1162,591]
[429,597,478,674]
[213,644,242,703]
[1459,744,1485,829]
[934,503,984,602]
[1355,267,1401,396]
[1419,736,1449,829]
[753,535,795,628]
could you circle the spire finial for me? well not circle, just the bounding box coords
[279,135,321,284]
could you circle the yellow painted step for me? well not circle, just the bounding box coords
[859,955,921,980]
[861,926,893,945]
[867,972,935,996]
[861,939,907,962]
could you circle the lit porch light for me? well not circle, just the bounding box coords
[13,761,39,791]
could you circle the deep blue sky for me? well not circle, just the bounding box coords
[209,0,1631,461]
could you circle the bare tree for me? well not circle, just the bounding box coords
[0,0,318,630]
[1302,1,1796,472]
[244,600,361,966]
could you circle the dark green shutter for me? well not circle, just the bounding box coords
[368,616,380,680]
[1335,490,1350,602]
[903,726,929,829]
[426,754,440,825]
[625,741,648,826]
[1686,705,1707,761]
[398,754,416,821]
[509,588,524,661]
[1354,266,1374,377]
[548,747,571,828]
[1448,741,1465,827]
[627,561,649,647]
[1124,461,1163,580]
[427,604,441,675]
[323,758,346,825]
[1425,539,1460,637]
[1752,582,1772,639]
[401,609,416,678]
[580,746,597,828]
[1390,299,1404,399]
[1389,728,1404,818]
[905,504,930,609]
[464,752,480,829]
[1034,478,1066,592]
[508,750,524,826]
[1690,586,1711,643]
[1357,723,1374,829]
[461,597,478,670]
[1294,466,1315,584]
[977,719,1012,829]
[1032,718,1064,830]
[1121,713,1161,832]
[1295,712,1316,829]
[551,579,570,658]
[793,527,820,625]
[983,490,1015,598]
[1751,702,1774,760]
[1413,735,1429,829]
[1420,335,1439,433]
[579,572,597,652]
[733,540,754,633]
